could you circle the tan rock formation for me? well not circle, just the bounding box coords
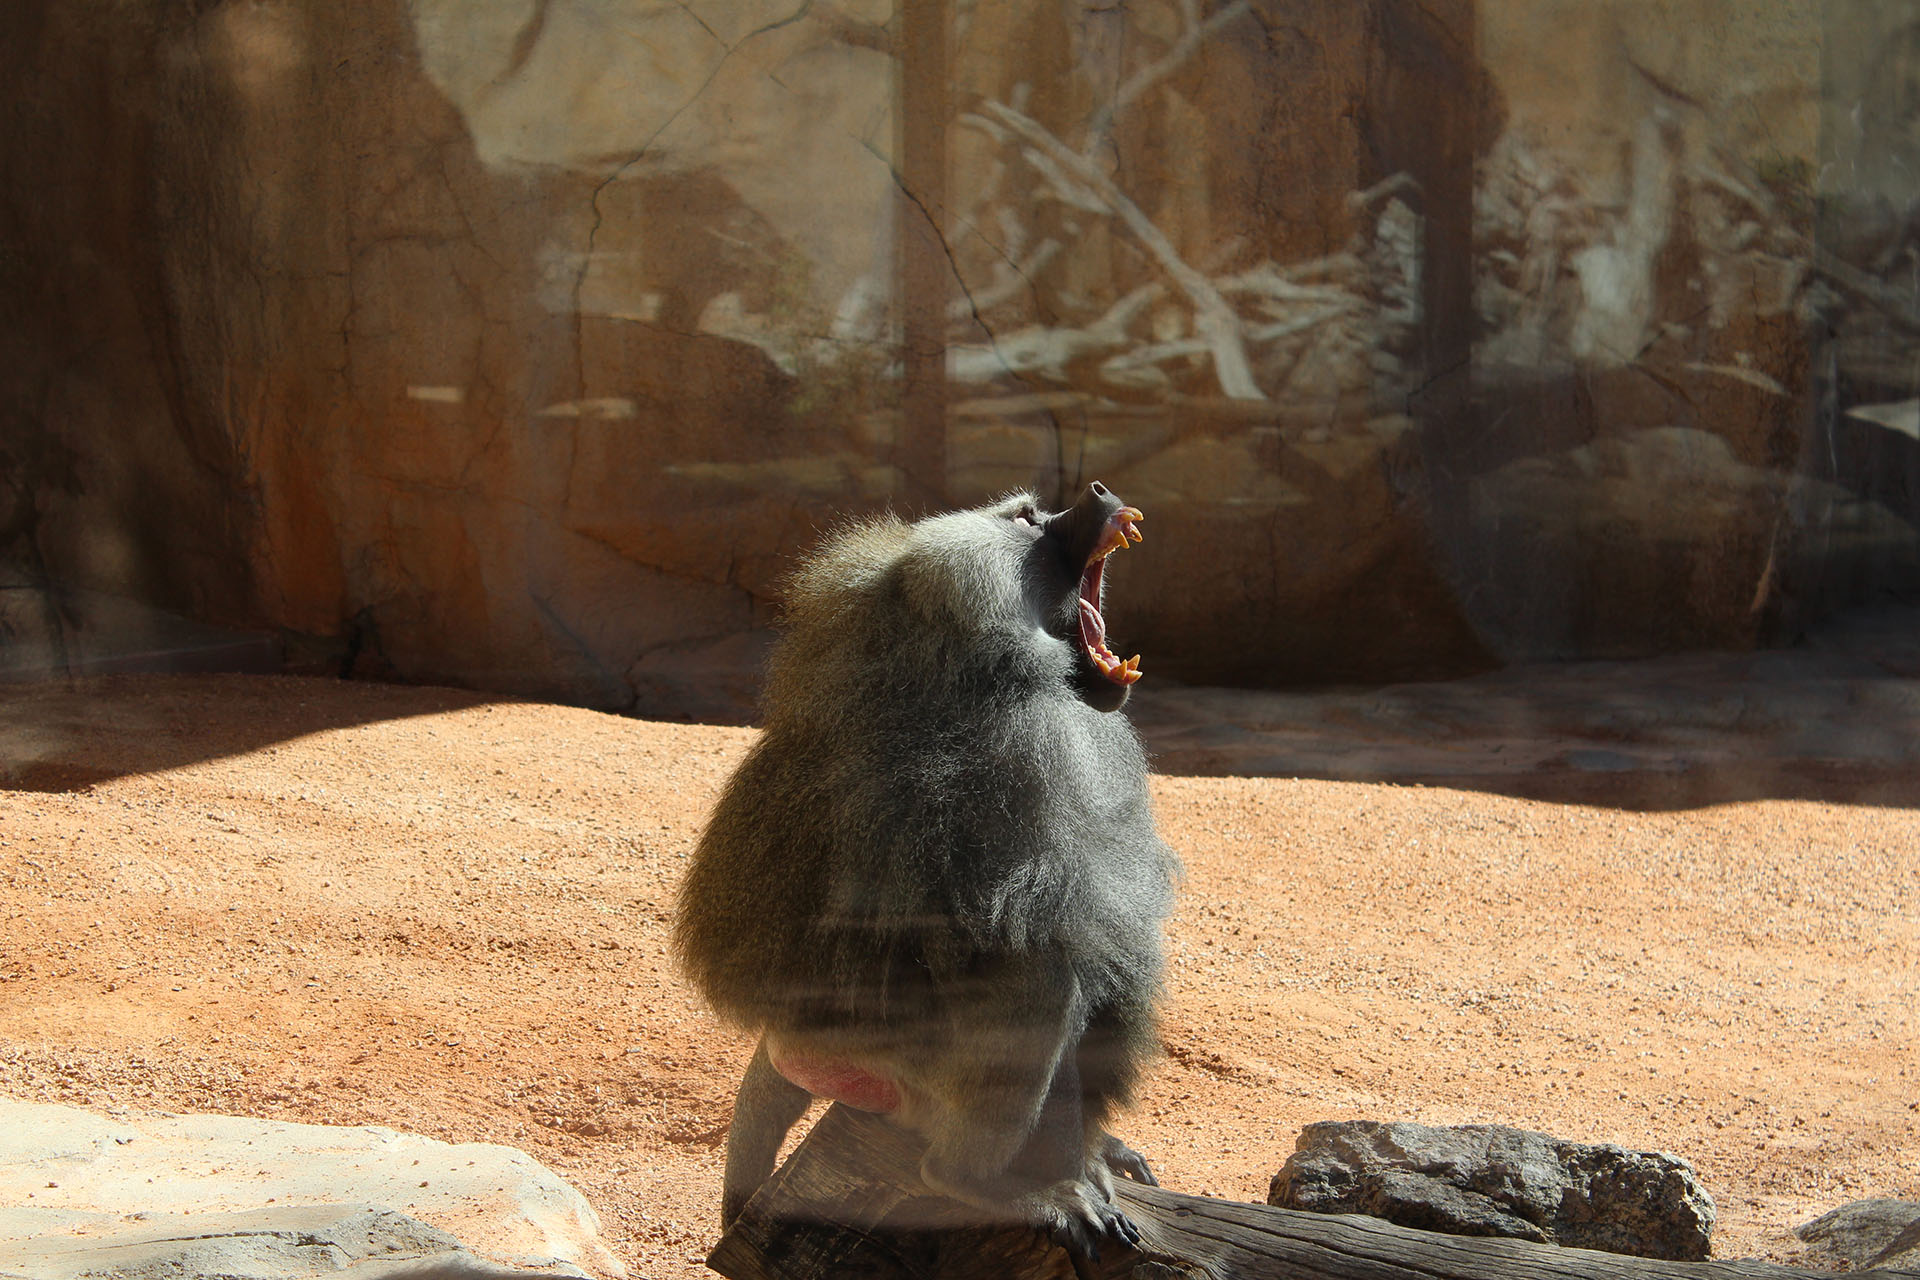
[3,0,1914,706]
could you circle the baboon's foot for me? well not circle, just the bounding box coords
[1031,1177,1143,1263]
[922,1155,1140,1263]
[1096,1132,1157,1187]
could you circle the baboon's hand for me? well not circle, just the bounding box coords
[1097,1132,1158,1186]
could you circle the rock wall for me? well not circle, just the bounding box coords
[3,0,1915,708]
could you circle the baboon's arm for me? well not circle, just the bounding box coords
[721,1038,812,1228]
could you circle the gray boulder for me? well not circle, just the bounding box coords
[1796,1199,1920,1271]
[1268,1119,1715,1261]
[0,1203,574,1280]
[0,1098,615,1279]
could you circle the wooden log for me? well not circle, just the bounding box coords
[706,1105,1920,1280]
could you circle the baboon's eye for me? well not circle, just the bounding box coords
[1011,503,1041,530]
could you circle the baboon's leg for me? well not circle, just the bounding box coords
[915,964,1141,1258]
[721,1037,811,1228]
[1012,1047,1156,1196]
[1092,1130,1157,1188]
[915,959,1079,1194]
[1010,1045,1087,1185]
[1075,1007,1157,1189]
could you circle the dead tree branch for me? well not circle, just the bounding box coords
[1082,0,1255,158]
[980,101,1265,401]
[707,1105,1920,1280]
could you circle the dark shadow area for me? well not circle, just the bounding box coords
[0,674,500,796]
[1131,604,1920,812]
[1,587,287,685]
[4,603,1916,813]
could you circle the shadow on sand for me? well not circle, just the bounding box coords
[1131,606,1920,812]
[0,674,500,795]
[5,607,1918,815]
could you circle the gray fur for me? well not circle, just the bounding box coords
[674,487,1179,1256]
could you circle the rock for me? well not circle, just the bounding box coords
[1103,408,1496,687]
[1268,1119,1715,1261]
[5,0,1914,705]
[0,0,1486,703]
[1796,1199,1920,1271]
[0,1203,575,1280]
[625,629,771,725]
[0,1099,619,1279]
[1458,426,1920,661]
[1882,1227,1920,1272]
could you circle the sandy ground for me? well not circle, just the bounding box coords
[1,673,1916,1277]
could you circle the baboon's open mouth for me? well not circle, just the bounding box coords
[1078,506,1144,685]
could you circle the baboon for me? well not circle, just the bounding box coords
[673,481,1180,1260]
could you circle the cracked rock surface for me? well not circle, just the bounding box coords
[1796,1199,1920,1272]
[1269,1118,1716,1261]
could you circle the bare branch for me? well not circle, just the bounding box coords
[946,238,1064,324]
[984,100,1265,400]
[946,283,1164,383]
[1083,0,1255,158]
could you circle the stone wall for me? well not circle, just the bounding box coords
[3,0,1914,708]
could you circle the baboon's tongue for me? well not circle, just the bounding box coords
[1078,560,1111,653]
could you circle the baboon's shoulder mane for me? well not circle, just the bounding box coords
[781,504,1043,644]
[783,514,914,619]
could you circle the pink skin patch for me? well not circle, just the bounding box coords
[770,1049,902,1114]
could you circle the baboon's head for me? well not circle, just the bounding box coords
[890,481,1146,713]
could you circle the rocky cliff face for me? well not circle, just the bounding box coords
[3,0,1914,709]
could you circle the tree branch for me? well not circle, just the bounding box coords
[983,101,1265,401]
[709,1105,1920,1280]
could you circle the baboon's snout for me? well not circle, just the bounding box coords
[1043,481,1142,569]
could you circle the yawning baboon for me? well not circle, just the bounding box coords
[674,482,1179,1260]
